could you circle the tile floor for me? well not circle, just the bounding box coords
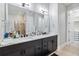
[55,41,79,56]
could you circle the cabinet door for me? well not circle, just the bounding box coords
[48,35,57,53]
[48,40,53,53]
[52,36,57,51]
[7,51,21,56]
[24,47,35,56]
[35,46,42,56]
[34,40,42,56]
[20,41,35,56]
[0,3,5,18]
[42,38,48,56]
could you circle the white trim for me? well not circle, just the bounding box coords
[48,51,56,56]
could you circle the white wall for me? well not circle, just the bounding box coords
[0,3,5,18]
[49,3,58,35]
[0,3,5,41]
[58,4,67,48]
[49,3,67,49]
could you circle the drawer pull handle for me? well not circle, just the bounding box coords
[44,45,47,47]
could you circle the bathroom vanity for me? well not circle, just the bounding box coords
[0,35,57,56]
[0,3,58,56]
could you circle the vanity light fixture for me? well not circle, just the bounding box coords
[41,10,46,14]
[39,7,48,14]
[41,10,48,14]
[22,3,31,8]
[22,3,25,7]
[25,4,30,6]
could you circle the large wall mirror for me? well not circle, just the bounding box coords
[4,3,50,38]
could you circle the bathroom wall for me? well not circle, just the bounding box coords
[58,4,67,48]
[48,3,58,35]
[48,3,68,49]
[0,3,5,18]
[0,3,5,40]
[48,3,59,49]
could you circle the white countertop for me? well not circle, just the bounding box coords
[0,33,57,48]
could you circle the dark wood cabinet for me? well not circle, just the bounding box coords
[52,36,57,52]
[34,40,42,56]
[23,47,35,56]
[22,40,42,56]
[20,41,35,56]
[48,35,57,53]
[42,38,48,56]
[48,39,54,53]
[0,35,57,56]
[42,35,57,55]
[35,46,42,56]
[7,50,21,56]
[0,43,22,56]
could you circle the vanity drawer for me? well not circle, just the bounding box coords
[0,43,22,55]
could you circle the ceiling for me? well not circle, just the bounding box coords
[62,3,73,6]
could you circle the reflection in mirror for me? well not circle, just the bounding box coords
[25,11,35,36]
[5,4,26,38]
[34,13,49,35]
[4,3,50,39]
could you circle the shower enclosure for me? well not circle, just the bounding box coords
[67,4,79,43]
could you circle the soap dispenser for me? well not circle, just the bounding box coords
[16,32,19,38]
